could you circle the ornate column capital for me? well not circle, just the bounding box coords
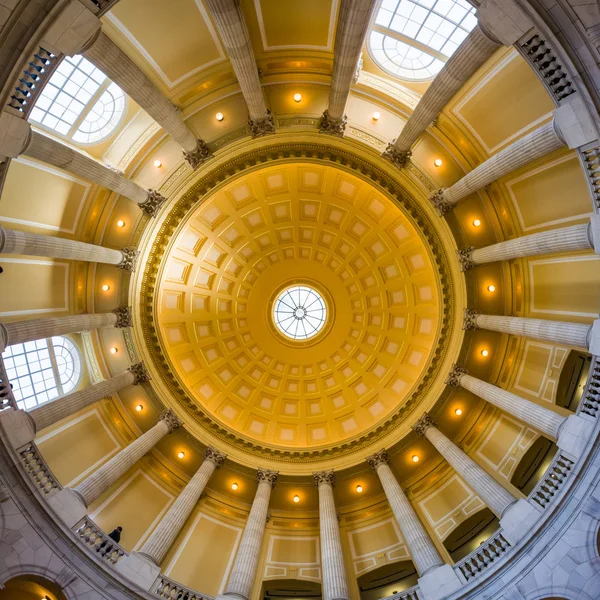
[412,412,436,437]
[313,469,335,487]
[319,110,347,136]
[249,110,276,137]
[128,362,150,385]
[457,247,475,271]
[446,364,468,387]
[113,307,132,328]
[366,449,389,470]
[184,139,213,169]
[257,468,279,487]
[429,189,451,216]
[382,143,411,169]
[139,190,167,217]
[159,409,183,433]
[463,309,480,331]
[118,248,138,272]
[205,446,227,468]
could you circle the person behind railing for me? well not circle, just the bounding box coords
[97,526,122,554]
[0,382,12,398]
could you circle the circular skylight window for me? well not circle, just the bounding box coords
[273,285,327,340]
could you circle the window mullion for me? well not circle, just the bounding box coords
[47,338,64,397]
[69,79,110,136]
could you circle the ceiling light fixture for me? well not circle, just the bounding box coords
[433,158,443,167]
[293,494,300,502]
[216,112,224,121]
[356,484,363,493]
[135,404,143,412]
[372,111,380,120]
[177,451,185,459]
[412,455,419,463]
[455,408,463,416]
[487,285,496,292]
[101,284,110,292]
[232,482,238,490]
[293,93,302,103]
[473,219,481,227]
[153,160,162,168]
[109,347,118,354]
[481,349,489,357]
[117,220,125,228]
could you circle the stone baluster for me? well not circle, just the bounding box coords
[0,225,136,266]
[0,309,130,354]
[463,309,594,350]
[30,360,146,432]
[313,470,350,600]
[320,0,378,136]
[116,447,227,590]
[383,25,500,168]
[458,219,598,270]
[446,365,594,460]
[203,0,275,137]
[366,450,462,600]
[218,469,279,600]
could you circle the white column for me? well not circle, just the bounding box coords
[320,0,377,136]
[463,309,593,349]
[458,221,595,269]
[203,0,274,137]
[0,310,128,354]
[73,410,182,506]
[30,361,145,431]
[220,469,278,600]
[383,25,500,168]
[314,470,349,600]
[430,119,564,214]
[0,225,131,266]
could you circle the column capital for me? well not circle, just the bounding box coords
[463,309,480,330]
[457,247,475,271]
[183,139,213,169]
[412,413,436,437]
[205,446,227,468]
[382,143,411,169]
[129,362,150,385]
[249,111,276,137]
[429,189,451,215]
[366,449,389,470]
[139,190,167,217]
[313,469,335,487]
[118,248,138,272]
[319,110,347,137]
[113,307,133,328]
[257,468,279,487]
[446,364,468,387]
[159,409,183,433]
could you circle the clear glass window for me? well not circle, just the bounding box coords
[3,336,81,410]
[368,0,477,81]
[273,286,327,340]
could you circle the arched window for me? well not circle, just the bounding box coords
[30,55,126,144]
[368,0,477,81]
[3,336,81,410]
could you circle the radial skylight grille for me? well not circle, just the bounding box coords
[273,286,327,340]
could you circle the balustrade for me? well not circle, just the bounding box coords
[454,532,511,582]
[152,575,215,600]
[530,453,575,509]
[383,586,420,600]
[74,517,128,565]
[18,442,61,496]
[582,146,600,211]
[580,358,600,418]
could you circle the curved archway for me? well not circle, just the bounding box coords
[0,575,67,600]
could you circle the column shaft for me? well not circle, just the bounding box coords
[139,449,224,565]
[83,31,199,154]
[30,370,135,431]
[472,313,591,349]
[0,226,124,265]
[375,461,443,575]
[424,425,516,517]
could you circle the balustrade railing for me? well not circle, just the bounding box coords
[151,575,215,600]
[530,453,575,509]
[0,356,17,412]
[18,441,61,496]
[73,517,128,565]
[579,357,600,417]
[382,585,420,600]
[581,147,600,212]
[454,531,511,582]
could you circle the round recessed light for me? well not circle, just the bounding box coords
[293,93,302,103]
[481,349,489,357]
[455,408,463,416]
[135,404,143,412]
[293,494,300,503]
[487,285,496,293]
[117,219,126,228]
[216,112,224,121]
[109,347,118,355]
[473,219,481,227]
[372,111,380,121]
[433,158,443,167]
[101,284,110,292]
[412,455,419,463]
[232,482,238,490]
[177,451,185,459]
[356,484,363,493]
[153,160,162,168]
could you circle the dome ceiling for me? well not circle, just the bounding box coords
[150,161,447,451]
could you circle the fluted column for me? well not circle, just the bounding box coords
[30,361,146,431]
[0,309,130,354]
[81,31,210,168]
[383,25,500,168]
[138,447,226,565]
[314,470,349,600]
[203,0,274,137]
[366,450,443,575]
[0,225,135,266]
[430,120,565,214]
[320,0,377,136]
[413,414,517,517]
[73,410,181,506]
[446,365,567,440]
[221,468,278,600]
[457,221,595,270]
[23,130,165,216]
[463,309,593,349]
